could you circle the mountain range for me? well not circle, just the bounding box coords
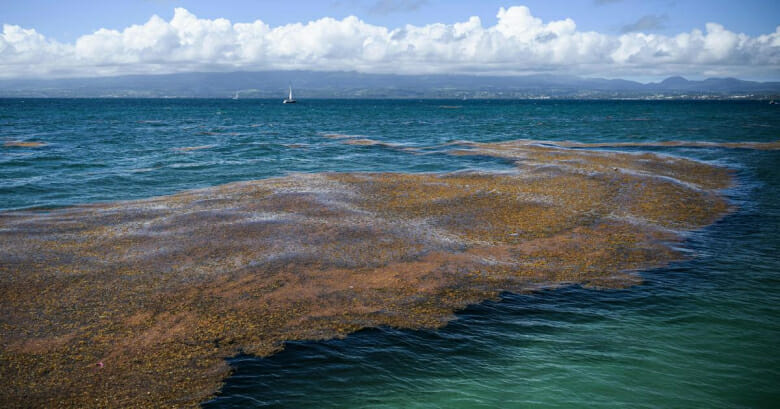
[1,71,778,99]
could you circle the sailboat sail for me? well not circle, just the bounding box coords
[283,85,297,104]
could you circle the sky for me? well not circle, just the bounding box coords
[1,0,778,81]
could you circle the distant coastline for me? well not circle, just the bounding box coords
[2,96,776,101]
[1,70,778,99]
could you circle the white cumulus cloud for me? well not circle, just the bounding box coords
[0,6,778,80]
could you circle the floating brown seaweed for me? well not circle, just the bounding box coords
[4,141,47,148]
[0,141,735,408]
[465,138,780,151]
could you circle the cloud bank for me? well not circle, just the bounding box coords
[0,6,778,80]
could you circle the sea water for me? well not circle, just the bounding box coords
[1,99,778,408]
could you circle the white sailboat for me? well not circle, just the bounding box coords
[283,85,296,104]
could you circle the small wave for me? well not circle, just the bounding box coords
[168,162,215,169]
[196,131,241,136]
[130,167,158,173]
[322,133,364,139]
[173,145,214,152]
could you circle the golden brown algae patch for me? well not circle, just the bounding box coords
[0,142,733,408]
[555,139,780,150]
[3,141,47,148]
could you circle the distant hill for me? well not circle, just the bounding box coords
[648,76,779,94]
[0,71,778,99]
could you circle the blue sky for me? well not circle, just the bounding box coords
[2,0,778,42]
[1,1,778,80]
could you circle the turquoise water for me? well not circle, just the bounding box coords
[2,99,779,408]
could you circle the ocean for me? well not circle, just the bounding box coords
[1,99,778,408]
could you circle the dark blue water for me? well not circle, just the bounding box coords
[2,99,778,408]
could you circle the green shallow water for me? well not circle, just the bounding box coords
[1,99,779,408]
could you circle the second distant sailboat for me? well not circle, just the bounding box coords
[283,85,296,104]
